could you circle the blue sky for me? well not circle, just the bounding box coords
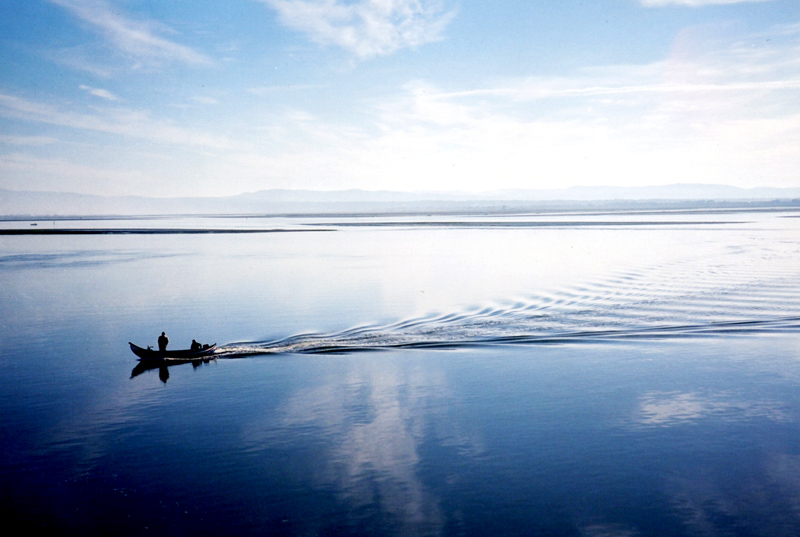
[1,0,799,196]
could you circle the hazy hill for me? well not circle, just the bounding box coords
[2,184,800,217]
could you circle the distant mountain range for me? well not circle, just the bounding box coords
[2,184,800,217]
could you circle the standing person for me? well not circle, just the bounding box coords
[158,332,169,352]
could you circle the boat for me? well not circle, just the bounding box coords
[129,342,217,361]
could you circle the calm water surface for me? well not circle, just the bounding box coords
[2,209,800,536]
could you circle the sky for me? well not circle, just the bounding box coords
[0,0,799,197]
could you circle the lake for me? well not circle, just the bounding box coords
[2,208,800,536]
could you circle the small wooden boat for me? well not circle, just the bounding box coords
[129,342,217,361]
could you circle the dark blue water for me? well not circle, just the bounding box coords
[2,209,800,536]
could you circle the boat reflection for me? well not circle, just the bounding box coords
[130,357,215,383]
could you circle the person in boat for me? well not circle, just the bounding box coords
[158,332,169,352]
[190,339,201,351]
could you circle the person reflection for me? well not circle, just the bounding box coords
[158,365,169,383]
[130,362,170,383]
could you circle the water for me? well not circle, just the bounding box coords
[2,209,800,535]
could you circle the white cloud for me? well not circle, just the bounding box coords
[79,84,119,101]
[344,23,800,190]
[192,96,218,105]
[262,53,799,192]
[0,134,58,146]
[262,0,456,58]
[638,0,773,6]
[47,46,116,78]
[0,93,235,151]
[3,19,799,195]
[50,0,212,67]
[247,84,321,96]
[0,152,149,188]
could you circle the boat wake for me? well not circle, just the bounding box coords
[216,241,800,356]
[218,272,800,356]
[218,316,800,356]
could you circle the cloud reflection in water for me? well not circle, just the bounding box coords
[637,391,789,427]
[667,453,800,537]
[241,355,482,534]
